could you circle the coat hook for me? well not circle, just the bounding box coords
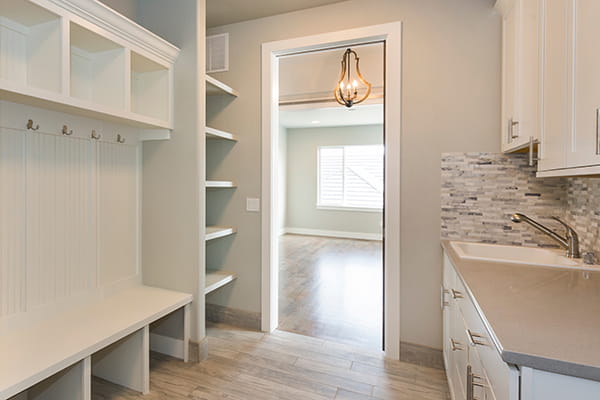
[62,125,73,136]
[91,130,101,140]
[116,134,126,144]
[26,119,39,131]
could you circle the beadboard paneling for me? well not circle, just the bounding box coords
[98,142,139,285]
[0,128,26,316]
[0,103,141,320]
[26,133,97,309]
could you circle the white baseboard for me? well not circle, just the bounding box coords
[150,333,184,359]
[283,227,382,241]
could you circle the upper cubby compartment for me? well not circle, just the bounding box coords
[0,0,179,131]
[0,0,62,94]
[70,22,126,110]
[131,51,170,122]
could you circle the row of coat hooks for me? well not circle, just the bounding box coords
[26,119,126,144]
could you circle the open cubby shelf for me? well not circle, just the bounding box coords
[0,0,178,131]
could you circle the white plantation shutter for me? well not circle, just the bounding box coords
[318,147,344,206]
[318,145,384,209]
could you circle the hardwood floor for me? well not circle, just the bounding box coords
[92,324,450,399]
[278,234,383,350]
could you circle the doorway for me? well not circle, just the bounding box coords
[277,43,385,349]
[261,22,402,359]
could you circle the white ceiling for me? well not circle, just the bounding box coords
[206,0,347,28]
[279,104,383,129]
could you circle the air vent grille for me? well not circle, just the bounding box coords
[206,33,229,73]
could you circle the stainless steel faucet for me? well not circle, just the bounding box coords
[510,213,581,259]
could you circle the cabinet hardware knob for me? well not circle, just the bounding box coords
[62,125,73,136]
[117,134,126,144]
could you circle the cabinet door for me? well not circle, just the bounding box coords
[501,0,541,153]
[571,0,600,168]
[538,0,571,171]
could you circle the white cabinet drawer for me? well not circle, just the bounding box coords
[454,277,519,400]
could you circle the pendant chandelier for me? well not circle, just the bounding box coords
[334,48,372,108]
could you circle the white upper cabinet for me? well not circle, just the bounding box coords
[0,0,179,131]
[497,0,541,153]
[537,0,600,176]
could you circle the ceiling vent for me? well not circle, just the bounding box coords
[206,33,229,73]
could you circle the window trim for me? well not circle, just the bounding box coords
[316,144,384,211]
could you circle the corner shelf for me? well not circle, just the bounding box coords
[205,226,237,241]
[206,180,236,188]
[206,75,239,97]
[206,126,237,141]
[205,271,237,294]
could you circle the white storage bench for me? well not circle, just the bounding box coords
[0,285,192,400]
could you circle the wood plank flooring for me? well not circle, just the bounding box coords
[92,324,450,399]
[279,234,383,350]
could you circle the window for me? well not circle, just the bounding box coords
[318,145,384,210]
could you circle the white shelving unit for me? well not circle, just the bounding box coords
[206,75,239,97]
[0,0,179,132]
[205,226,237,241]
[204,75,238,300]
[206,126,237,141]
[205,271,237,295]
[206,180,236,188]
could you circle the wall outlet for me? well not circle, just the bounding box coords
[246,198,260,212]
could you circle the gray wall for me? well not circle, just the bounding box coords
[207,0,501,349]
[285,125,383,236]
[98,0,139,20]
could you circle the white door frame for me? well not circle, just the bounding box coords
[261,22,402,359]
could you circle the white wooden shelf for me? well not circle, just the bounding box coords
[206,180,236,188]
[204,271,237,294]
[0,0,179,131]
[206,75,239,97]
[205,226,237,241]
[205,126,237,141]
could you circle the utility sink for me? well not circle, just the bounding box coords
[450,241,598,270]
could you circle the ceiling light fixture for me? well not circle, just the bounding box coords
[334,48,372,108]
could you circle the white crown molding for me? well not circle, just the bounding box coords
[47,0,180,65]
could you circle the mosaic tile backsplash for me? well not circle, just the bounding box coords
[441,153,600,256]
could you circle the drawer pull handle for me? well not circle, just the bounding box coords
[451,289,464,299]
[441,287,450,308]
[467,365,488,400]
[450,338,463,351]
[466,329,487,347]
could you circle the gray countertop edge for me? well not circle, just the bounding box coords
[441,240,600,383]
[502,350,600,382]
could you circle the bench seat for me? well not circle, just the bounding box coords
[0,285,192,399]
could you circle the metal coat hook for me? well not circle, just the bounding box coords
[62,125,73,136]
[91,130,101,140]
[116,134,126,144]
[26,119,39,131]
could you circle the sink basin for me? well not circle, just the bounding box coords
[450,241,596,270]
